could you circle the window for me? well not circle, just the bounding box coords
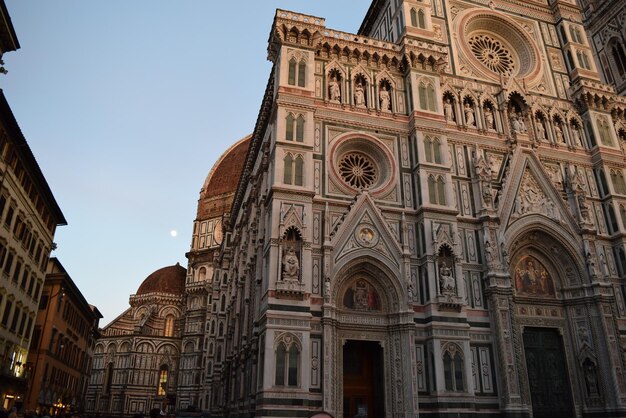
[428,175,446,205]
[424,137,442,164]
[285,114,305,142]
[598,117,615,147]
[275,341,299,387]
[419,82,436,111]
[284,154,304,186]
[577,50,591,70]
[296,116,305,142]
[286,114,294,141]
[164,315,175,337]
[410,9,417,27]
[4,206,14,229]
[155,365,168,395]
[443,347,464,392]
[418,9,426,29]
[569,26,583,44]
[611,41,626,77]
[288,59,306,87]
[611,170,626,194]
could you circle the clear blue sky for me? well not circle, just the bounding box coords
[3,1,370,325]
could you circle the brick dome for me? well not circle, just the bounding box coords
[136,263,186,296]
[197,135,251,220]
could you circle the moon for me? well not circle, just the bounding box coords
[170,230,178,237]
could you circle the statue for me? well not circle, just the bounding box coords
[439,262,456,294]
[329,76,341,102]
[554,123,565,143]
[282,247,300,280]
[324,276,331,299]
[571,126,582,147]
[474,154,493,207]
[510,114,522,134]
[484,107,494,130]
[354,81,366,107]
[444,98,454,122]
[464,102,475,126]
[379,85,391,111]
[518,112,527,133]
[536,120,546,140]
[407,282,415,302]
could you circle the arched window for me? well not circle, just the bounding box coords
[428,175,437,203]
[296,115,305,142]
[164,315,175,337]
[410,9,417,27]
[284,154,293,185]
[577,50,591,70]
[610,40,626,77]
[433,139,442,164]
[104,362,114,394]
[443,349,464,391]
[220,294,226,312]
[158,365,168,396]
[294,156,304,186]
[419,82,436,111]
[288,59,297,86]
[620,205,626,230]
[424,137,442,164]
[418,9,426,29]
[424,137,433,163]
[275,341,300,387]
[436,176,446,205]
[198,267,206,282]
[298,61,306,87]
[218,322,224,337]
[286,113,295,141]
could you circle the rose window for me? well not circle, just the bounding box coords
[468,34,515,76]
[339,152,378,189]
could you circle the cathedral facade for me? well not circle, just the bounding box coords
[88,0,626,417]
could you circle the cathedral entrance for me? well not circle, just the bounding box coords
[342,340,384,418]
[523,328,574,418]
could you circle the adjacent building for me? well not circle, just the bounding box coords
[0,3,67,406]
[24,258,102,415]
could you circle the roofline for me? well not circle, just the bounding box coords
[0,90,67,225]
[358,0,386,36]
[0,0,19,53]
[46,257,101,320]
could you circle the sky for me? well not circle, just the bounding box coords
[2,1,370,325]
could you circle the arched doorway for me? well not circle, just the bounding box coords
[325,260,416,418]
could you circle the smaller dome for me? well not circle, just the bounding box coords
[136,263,186,296]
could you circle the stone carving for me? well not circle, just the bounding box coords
[354,81,366,107]
[444,98,455,122]
[484,107,495,130]
[380,85,391,111]
[554,123,565,144]
[536,119,546,140]
[515,171,549,216]
[474,153,493,208]
[439,262,456,294]
[464,102,475,126]
[282,247,300,280]
[567,167,591,223]
[329,75,341,102]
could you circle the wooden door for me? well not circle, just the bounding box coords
[343,340,384,418]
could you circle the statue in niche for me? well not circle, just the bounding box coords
[518,113,527,133]
[485,241,495,264]
[464,102,475,126]
[474,154,493,207]
[282,247,300,280]
[510,114,521,133]
[536,120,546,140]
[484,106,495,130]
[554,123,565,143]
[329,75,341,102]
[583,359,599,395]
[354,81,366,107]
[571,125,582,146]
[439,261,456,294]
[379,85,391,111]
[444,98,455,122]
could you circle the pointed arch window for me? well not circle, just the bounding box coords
[296,115,305,142]
[284,153,304,186]
[428,175,446,205]
[424,137,442,164]
[418,9,426,29]
[164,315,175,337]
[104,362,114,394]
[294,156,304,186]
[157,365,168,396]
[419,82,436,111]
[275,341,300,387]
[410,9,418,27]
[288,59,306,87]
[577,50,591,70]
[286,114,295,141]
[612,42,626,76]
[284,154,293,184]
[443,349,464,392]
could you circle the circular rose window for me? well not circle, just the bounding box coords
[329,133,396,196]
[468,34,515,76]
[339,152,378,189]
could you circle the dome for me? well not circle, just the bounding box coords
[136,263,186,296]
[197,134,251,220]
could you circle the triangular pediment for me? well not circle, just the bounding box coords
[498,148,580,236]
[331,192,402,270]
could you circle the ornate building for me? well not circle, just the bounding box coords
[84,264,186,417]
[191,0,626,417]
[579,0,626,96]
[25,258,102,415]
[89,0,626,417]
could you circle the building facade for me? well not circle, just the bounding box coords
[192,0,626,417]
[84,264,187,417]
[0,1,67,407]
[24,258,102,415]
